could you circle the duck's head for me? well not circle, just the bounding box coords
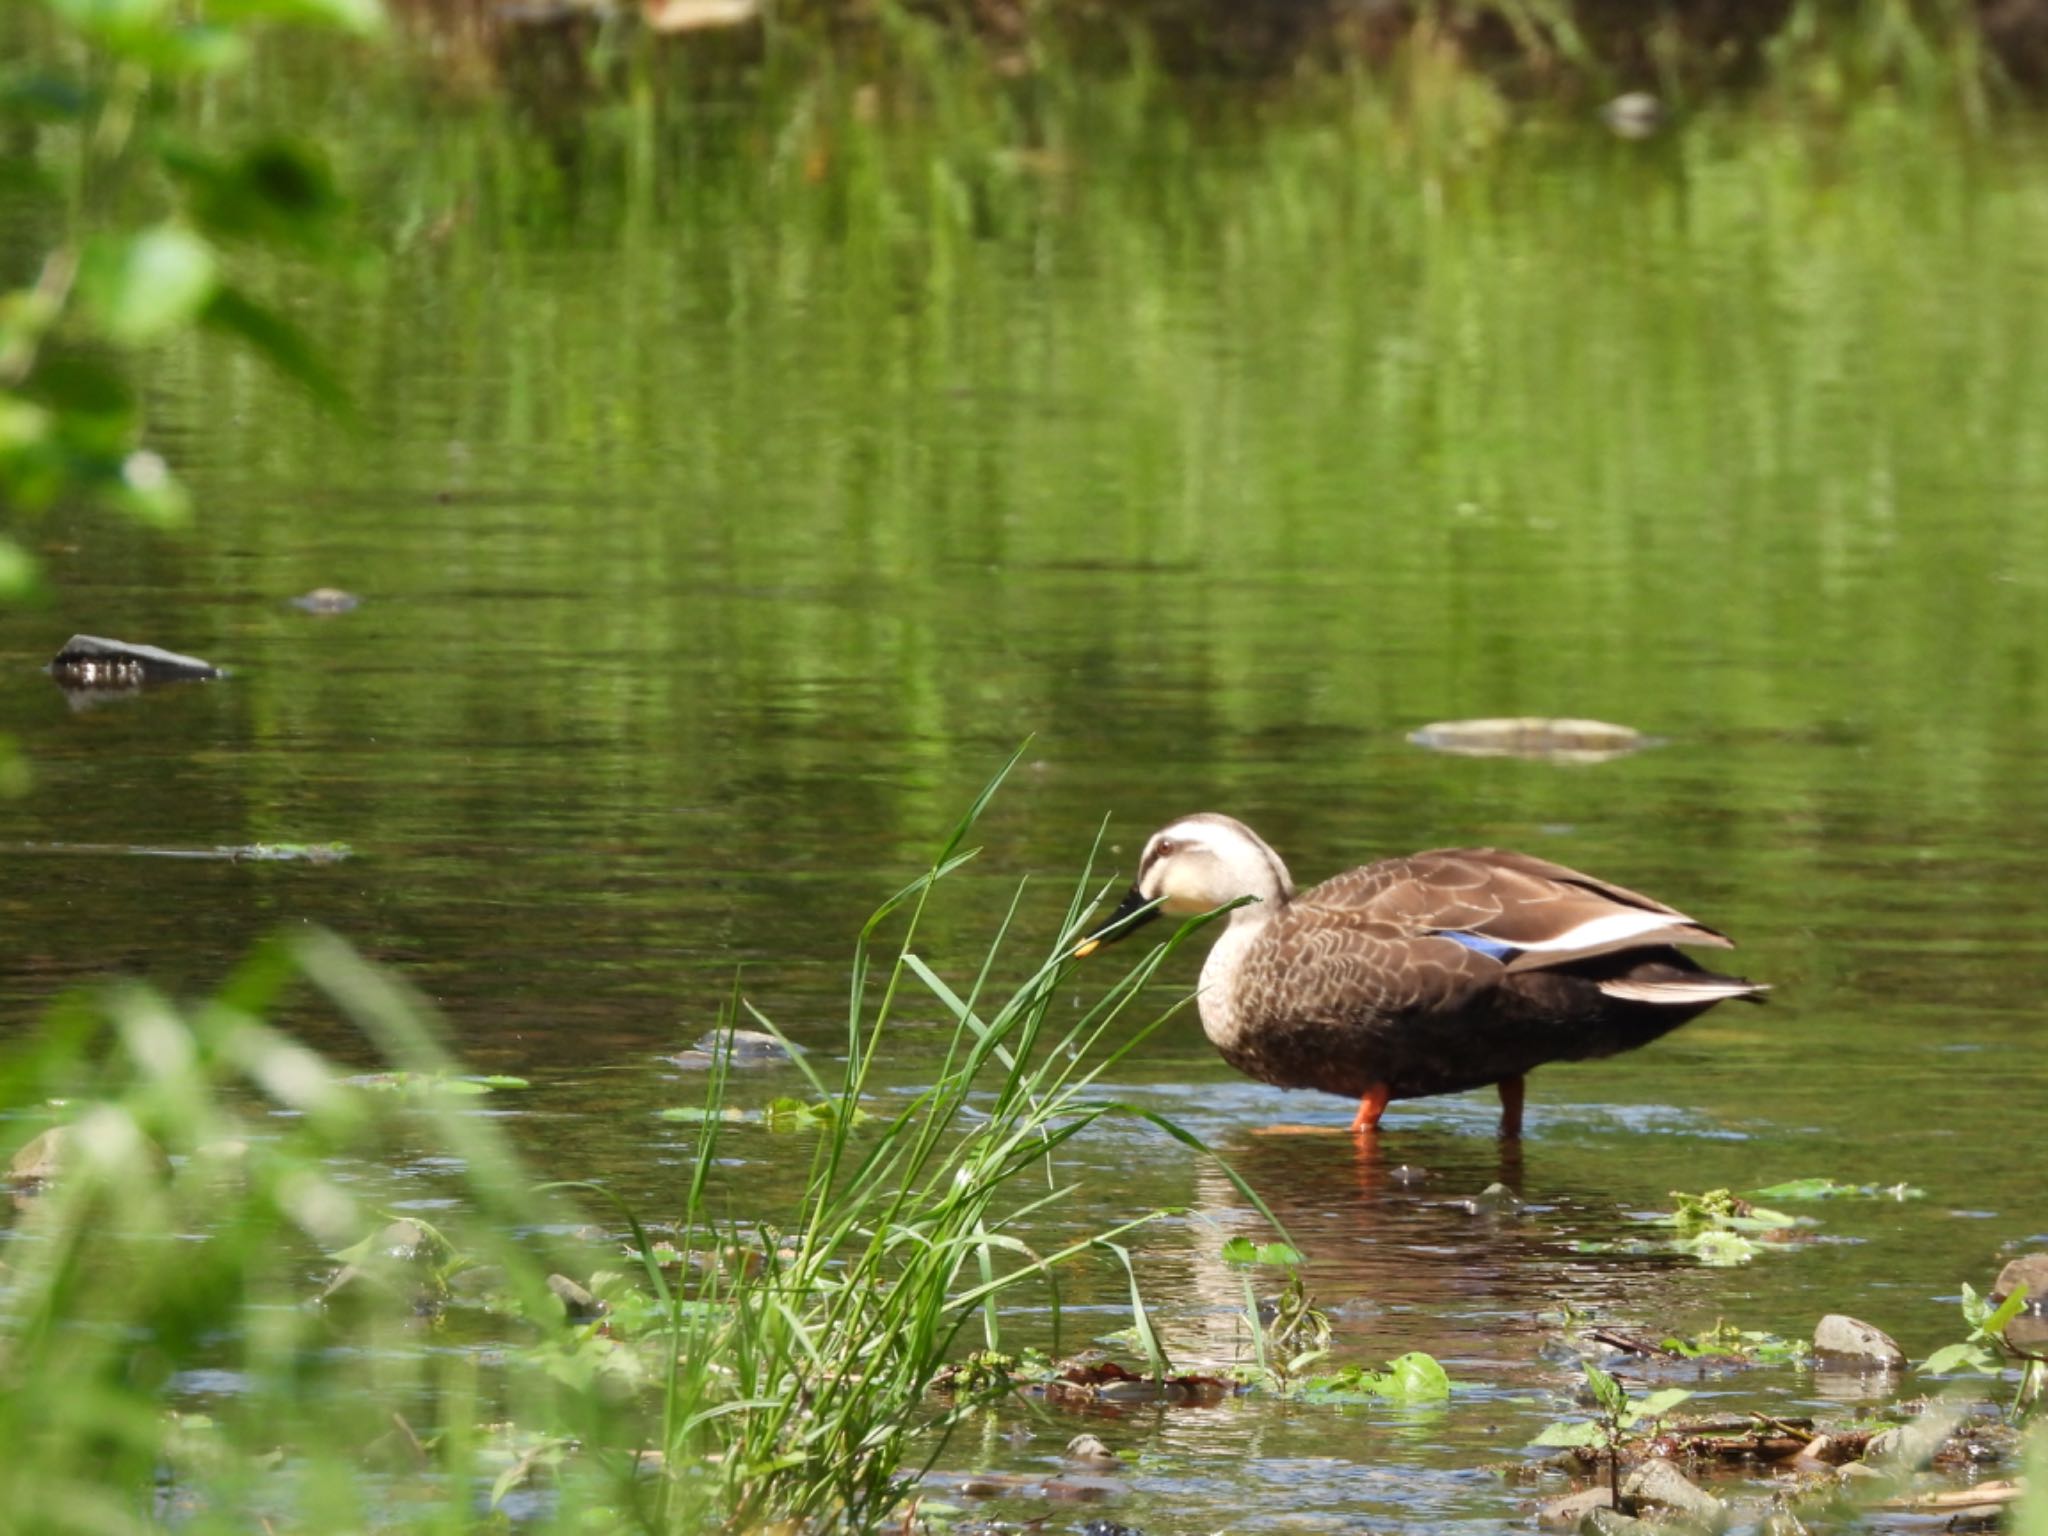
[1074,814,1295,956]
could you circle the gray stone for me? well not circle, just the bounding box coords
[687,1028,798,1064]
[290,587,360,614]
[1992,1253,2048,1305]
[1602,93,1667,140]
[47,634,223,686]
[1065,1433,1119,1466]
[546,1273,608,1322]
[1409,716,1647,764]
[1537,1485,1614,1528]
[1623,1458,1727,1529]
[1812,1314,1907,1369]
[1581,1509,1656,1536]
[1866,1417,1951,1470]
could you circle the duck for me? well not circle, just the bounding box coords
[1074,814,1765,1138]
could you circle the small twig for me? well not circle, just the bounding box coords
[1589,1328,1680,1358]
[1747,1410,1817,1443]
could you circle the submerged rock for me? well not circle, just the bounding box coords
[1581,1509,1656,1536]
[1407,717,1649,764]
[1064,1433,1120,1467]
[546,1272,609,1323]
[1602,93,1667,140]
[1812,1314,1906,1370]
[1537,1485,1614,1528]
[670,1028,799,1068]
[8,1127,69,1187]
[1622,1458,1727,1529]
[47,634,224,687]
[319,1218,451,1314]
[290,587,361,614]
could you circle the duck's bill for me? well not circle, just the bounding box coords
[1072,886,1161,958]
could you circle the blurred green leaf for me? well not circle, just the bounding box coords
[0,537,38,600]
[79,226,220,345]
[204,0,384,35]
[24,349,137,419]
[0,71,95,122]
[201,287,350,414]
[105,450,190,525]
[0,734,28,797]
[0,397,55,454]
[42,0,177,38]
[119,24,252,74]
[168,140,344,248]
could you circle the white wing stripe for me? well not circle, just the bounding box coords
[1498,908,1687,954]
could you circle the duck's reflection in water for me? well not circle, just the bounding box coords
[1153,1126,1699,1375]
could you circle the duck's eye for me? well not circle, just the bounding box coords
[1155,837,1177,857]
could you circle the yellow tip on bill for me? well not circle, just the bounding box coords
[1072,937,1102,959]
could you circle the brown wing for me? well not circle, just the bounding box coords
[1298,849,1733,969]
[1241,895,1502,1027]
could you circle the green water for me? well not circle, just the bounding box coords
[5,61,2048,1529]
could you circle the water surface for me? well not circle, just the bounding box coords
[3,79,2046,1529]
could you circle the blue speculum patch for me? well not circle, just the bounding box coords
[1436,930,1520,962]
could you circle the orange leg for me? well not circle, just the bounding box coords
[1350,1083,1392,1138]
[1497,1075,1525,1140]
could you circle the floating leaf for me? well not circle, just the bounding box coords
[1922,1341,1999,1376]
[1531,1419,1604,1448]
[349,1071,505,1097]
[79,225,219,345]
[1750,1178,1925,1202]
[1221,1237,1304,1267]
[1294,1351,1452,1404]
[1676,1228,1762,1266]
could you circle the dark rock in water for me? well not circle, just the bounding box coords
[1812,1313,1907,1369]
[290,587,361,614]
[1077,1522,1144,1536]
[47,634,223,687]
[685,1028,798,1064]
[546,1273,609,1322]
[1621,1458,1726,1529]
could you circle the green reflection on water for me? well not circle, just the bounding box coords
[4,57,2047,1531]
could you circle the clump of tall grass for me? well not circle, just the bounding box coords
[0,759,1282,1534]
[633,756,1281,1530]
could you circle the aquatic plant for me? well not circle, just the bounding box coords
[613,754,1288,1530]
[1533,1363,1693,1511]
